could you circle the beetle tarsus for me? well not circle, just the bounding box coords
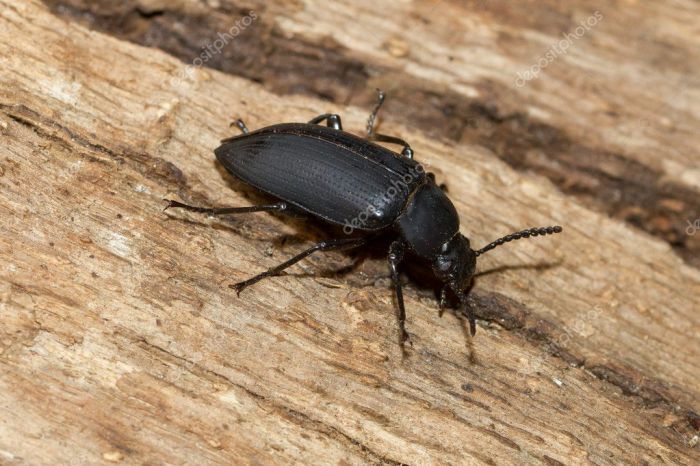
[163,198,178,212]
[229,281,249,296]
[464,307,477,337]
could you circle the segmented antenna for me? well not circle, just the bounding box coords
[474,226,563,257]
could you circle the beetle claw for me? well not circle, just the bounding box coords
[229,282,246,296]
[163,198,175,212]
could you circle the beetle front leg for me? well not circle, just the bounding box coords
[163,199,287,216]
[438,286,449,317]
[308,113,343,130]
[388,240,412,347]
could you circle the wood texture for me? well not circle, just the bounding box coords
[1,1,698,465]
[43,0,700,268]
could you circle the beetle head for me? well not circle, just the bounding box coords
[431,234,478,335]
[432,234,476,289]
[433,226,564,336]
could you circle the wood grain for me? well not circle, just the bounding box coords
[1,1,698,464]
[43,0,700,267]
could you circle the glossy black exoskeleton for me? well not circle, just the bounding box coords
[165,91,562,347]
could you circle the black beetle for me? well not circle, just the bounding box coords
[165,90,562,346]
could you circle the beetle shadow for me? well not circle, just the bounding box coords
[474,260,563,278]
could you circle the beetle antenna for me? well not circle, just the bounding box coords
[475,226,563,257]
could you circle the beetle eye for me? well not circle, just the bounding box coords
[437,257,453,273]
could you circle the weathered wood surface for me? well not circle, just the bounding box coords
[43,0,700,268]
[0,1,698,465]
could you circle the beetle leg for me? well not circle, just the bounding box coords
[308,113,343,130]
[453,288,477,336]
[388,240,412,347]
[438,286,449,317]
[229,118,249,134]
[163,199,287,216]
[369,133,414,159]
[231,236,368,295]
[365,90,414,159]
[462,300,477,336]
[366,89,386,137]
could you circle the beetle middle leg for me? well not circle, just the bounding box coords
[369,134,414,159]
[388,240,412,346]
[231,236,367,295]
[308,113,343,130]
[163,199,287,216]
[366,90,414,159]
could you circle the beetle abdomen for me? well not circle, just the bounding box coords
[215,123,426,231]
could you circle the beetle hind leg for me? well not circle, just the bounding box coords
[163,199,287,216]
[308,113,343,130]
[231,236,368,295]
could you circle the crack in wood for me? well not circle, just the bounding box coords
[2,104,187,190]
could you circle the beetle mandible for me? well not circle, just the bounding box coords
[165,90,562,346]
